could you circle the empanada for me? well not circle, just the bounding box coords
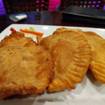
[84,31,105,83]
[0,32,53,99]
[41,28,91,92]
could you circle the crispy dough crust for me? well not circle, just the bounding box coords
[0,32,38,47]
[41,28,91,92]
[0,32,53,99]
[84,31,105,83]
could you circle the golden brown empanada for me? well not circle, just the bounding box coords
[41,28,91,92]
[0,32,53,99]
[84,31,105,83]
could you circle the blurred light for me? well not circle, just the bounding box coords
[87,5,90,8]
[84,1,87,4]
[98,1,101,3]
[84,5,86,8]
[0,0,6,15]
[93,1,96,4]
[89,1,92,4]
[96,5,99,7]
[103,5,105,10]
[49,0,61,11]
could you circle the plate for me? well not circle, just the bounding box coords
[0,24,105,105]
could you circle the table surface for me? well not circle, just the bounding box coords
[0,11,105,33]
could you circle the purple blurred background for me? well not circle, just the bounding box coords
[0,0,61,15]
[0,0,105,16]
[0,0,6,15]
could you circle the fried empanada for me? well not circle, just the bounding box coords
[41,28,91,92]
[0,32,53,99]
[84,31,105,83]
[0,32,37,47]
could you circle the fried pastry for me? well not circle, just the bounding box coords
[84,31,105,83]
[41,28,91,92]
[0,31,37,47]
[0,32,53,99]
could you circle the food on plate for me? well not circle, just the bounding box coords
[0,31,30,47]
[1,25,105,99]
[0,27,42,46]
[0,31,53,99]
[55,28,105,83]
[40,28,91,92]
[84,31,105,83]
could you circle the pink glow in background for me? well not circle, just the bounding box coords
[49,0,61,11]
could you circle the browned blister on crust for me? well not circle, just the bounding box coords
[84,31,105,83]
[0,32,53,99]
[41,28,91,92]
